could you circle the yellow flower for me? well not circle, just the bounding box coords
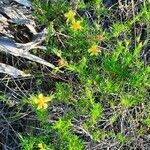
[38,143,46,150]
[88,44,99,56]
[96,34,105,41]
[70,20,82,32]
[32,94,53,110]
[64,10,76,22]
[58,58,68,67]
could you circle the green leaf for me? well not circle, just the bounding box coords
[90,103,103,123]
[117,133,125,144]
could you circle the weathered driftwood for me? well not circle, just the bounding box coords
[13,0,32,7]
[0,63,30,77]
[0,0,58,78]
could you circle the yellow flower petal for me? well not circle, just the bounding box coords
[71,20,82,32]
[38,143,46,150]
[38,93,44,99]
[64,10,76,22]
[44,97,51,102]
[38,143,43,148]
[37,104,43,110]
[88,44,99,56]
[31,93,53,110]
[43,103,48,109]
[32,97,39,104]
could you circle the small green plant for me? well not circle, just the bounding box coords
[12,0,150,149]
[19,134,54,150]
[117,133,125,144]
[53,118,84,150]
